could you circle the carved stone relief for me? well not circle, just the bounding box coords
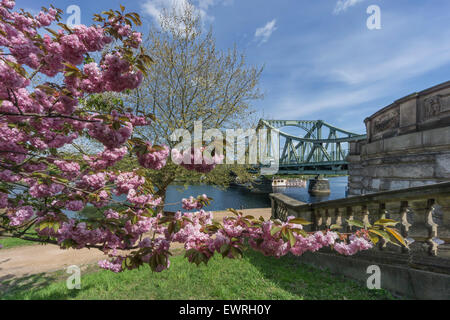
[439,95,450,112]
[373,108,400,134]
[422,95,441,121]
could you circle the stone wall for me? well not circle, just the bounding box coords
[348,81,450,196]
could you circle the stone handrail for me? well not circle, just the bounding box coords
[270,182,450,259]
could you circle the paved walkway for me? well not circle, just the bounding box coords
[0,208,271,280]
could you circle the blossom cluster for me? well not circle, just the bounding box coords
[83,147,128,171]
[172,147,224,173]
[97,209,373,273]
[0,3,159,246]
[137,144,170,170]
[182,194,209,211]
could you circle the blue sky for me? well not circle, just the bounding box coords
[17,0,450,134]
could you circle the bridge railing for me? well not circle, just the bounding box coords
[270,182,450,259]
[269,182,450,298]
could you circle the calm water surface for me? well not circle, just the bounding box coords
[164,176,348,212]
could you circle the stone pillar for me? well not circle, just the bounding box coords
[308,177,330,195]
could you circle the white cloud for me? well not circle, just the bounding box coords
[254,19,277,45]
[333,0,365,15]
[141,0,232,30]
[142,0,200,25]
[197,0,215,10]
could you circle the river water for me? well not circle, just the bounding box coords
[58,176,347,218]
[164,176,348,212]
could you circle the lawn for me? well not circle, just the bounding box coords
[0,237,37,249]
[2,248,394,300]
[0,228,40,249]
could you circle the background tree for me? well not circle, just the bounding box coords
[124,3,264,208]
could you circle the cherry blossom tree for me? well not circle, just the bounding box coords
[0,1,406,273]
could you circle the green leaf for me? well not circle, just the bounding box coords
[369,234,379,245]
[288,229,296,247]
[347,219,365,228]
[289,218,312,225]
[270,226,282,236]
[368,228,391,241]
[281,228,288,241]
[52,222,60,233]
[374,219,399,227]
[112,121,121,130]
[272,219,282,226]
[228,208,240,216]
[386,227,407,247]
[291,228,308,238]
[38,222,49,230]
[330,224,342,230]
[62,62,80,71]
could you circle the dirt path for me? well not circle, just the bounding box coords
[0,208,271,280]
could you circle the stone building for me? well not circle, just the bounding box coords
[347,81,450,196]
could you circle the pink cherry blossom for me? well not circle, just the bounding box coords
[137,144,170,170]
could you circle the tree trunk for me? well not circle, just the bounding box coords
[156,188,167,214]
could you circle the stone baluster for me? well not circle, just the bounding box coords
[325,209,332,228]
[276,202,288,222]
[436,196,450,247]
[274,200,279,220]
[346,207,354,232]
[426,199,439,256]
[379,203,388,219]
[378,203,388,250]
[361,205,371,228]
[400,201,412,253]
[315,209,323,231]
[270,197,276,220]
[335,208,344,231]
[409,199,432,255]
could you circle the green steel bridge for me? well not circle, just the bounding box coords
[255,119,367,175]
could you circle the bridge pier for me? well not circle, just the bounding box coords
[307,177,330,195]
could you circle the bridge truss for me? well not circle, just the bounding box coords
[256,119,366,175]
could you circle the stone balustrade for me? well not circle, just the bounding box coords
[269,182,450,299]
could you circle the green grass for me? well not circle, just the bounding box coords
[0,228,39,249]
[2,249,394,300]
[0,236,37,249]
